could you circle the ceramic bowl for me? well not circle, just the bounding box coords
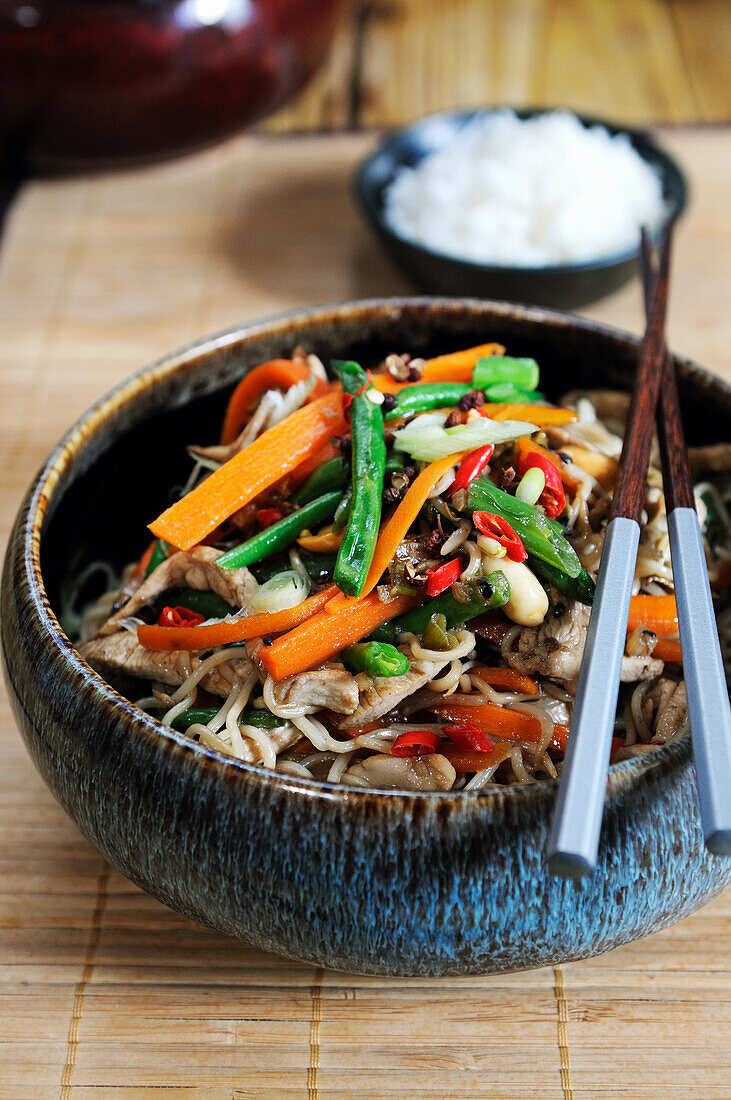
[2,298,729,977]
[355,109,688,309]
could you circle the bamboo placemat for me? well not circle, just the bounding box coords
[0,129,729,1099]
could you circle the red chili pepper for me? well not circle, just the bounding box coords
[517,452,566,519]
[473,511,527,562]
[256,507,284,529]
[342,371,373,417]
[157,606,206,628]
[442,722,494,752]
[445,443,494,498]
[390,730,442,757]
[425,557,465,597]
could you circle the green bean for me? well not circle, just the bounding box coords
[331,361,386,597]
[472,356,540,392]
[145,539,169,577]
[527,556,595,605]
[291,456,349,506]
[467,475,581,577]
[371,575,510,643]
[173,588,234,619]
[171,706,284,732]
[217,491,341,571]
[384,383,470,420]
[332,485,353,533]
[483,383,544,403]
[341,641,410,677]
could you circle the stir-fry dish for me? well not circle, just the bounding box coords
[71,343,731,792]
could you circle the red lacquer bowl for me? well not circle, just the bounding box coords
[0,0,345,171]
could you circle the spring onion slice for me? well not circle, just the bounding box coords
[393,415,538,463]
[248,570,310,615]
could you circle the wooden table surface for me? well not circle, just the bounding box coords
[1,122,730,1098]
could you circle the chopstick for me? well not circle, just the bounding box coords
[639,231,731,856]
[547,225,674,878]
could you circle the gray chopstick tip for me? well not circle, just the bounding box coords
[705,829,731,858]
[547,850,595,880]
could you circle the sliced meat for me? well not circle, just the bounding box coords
[505,589,663,684]
[648,678,688,743]
[268,667,359,715]
[81,631,251,698]
[341,752,456,791]
[338,655,449,730]
[98,546,257,636]
[560,389,630,422]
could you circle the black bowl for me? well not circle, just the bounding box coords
[355,108,688,310]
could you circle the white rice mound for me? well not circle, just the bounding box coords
[384,110,667,267]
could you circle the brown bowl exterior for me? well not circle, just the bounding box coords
[3,298,730,976]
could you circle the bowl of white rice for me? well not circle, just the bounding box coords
[356,108,687,309]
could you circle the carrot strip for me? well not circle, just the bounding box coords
[561,445,618,489]
[441,743,514,773]
[149,391,347,551]
[371,343,506,393]
[137,584,339,652]
[470,667,539,695]
[221,359,309,444]
[627,594,678,635]
[431,700,569,753]
[131,540,156,582]
[486,404,578,426]
[260,591,421,681]
[326,453,467,611]
[653,639,683,663]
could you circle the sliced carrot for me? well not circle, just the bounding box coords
[259,591,421,681]
[326,453,467,610]
[653,639,683,663]
[486,404,578,426]
[137,584,339,652]
[131,539,156,582]
[149,391,347,551]
[430,700,569,753]
[561,445,618,489]
[470,666,539,695]
[627,594,678,635]
[221,359,309,444]
[371,342,506,394]
[441,743,514,773]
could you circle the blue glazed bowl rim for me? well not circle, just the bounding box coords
[355,106,689,277]
[17,296,710,806]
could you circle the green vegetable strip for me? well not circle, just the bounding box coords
[331,360,386,597]
[483,383,544,403]
[467,475,581,578]
[171,706,284,732]
[145,539,169,577]
[173,588,234,619]
[371,575,510,643]
[292,456,349,506]
[217,491,341,571]
[341,641,410,677]
[472,356,540,392]
[332,484,353,533]
[528,555,595,605]
[384,383,470,420]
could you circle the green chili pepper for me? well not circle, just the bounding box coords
[467,475,581,577]
[527,556,595,605]
[332,484,353,533]
[422,612,457,651]
[292,456,349,506]
[145,539,170,577]
[217,491,341,570]
[384,383,471,420]
[371,574,510,642]
[483,383,545,403]
[173,588,234,619]
[472,356,540,392]
[341,641,410,677]
[171,706,284,732]
[331,361,386,597]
